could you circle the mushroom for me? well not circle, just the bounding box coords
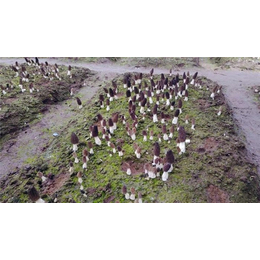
[118,146,124,157]
[130,187,136,201]
[162,125,169,141]
[210,86,218,100]
[161,112,165,124]
[109,88,114,102]
[71,132,79,152]
[190,72,198,85]
[191,118,195,130]
[153,142,160,164]
[165,150,175,172]
[99,94,105,108]
[108,118,114,134]
[112,113,119,130]
[150,68,154,79]
[88,141,94,154]
[28,187,45,203]
[69,162,74,174]
[172,109,180,125]
[138,192,142,203]
[142,130,147,141]
[140,98,147,114]
[178,126,186,154]
[184,90,189,101]
[37,172,47,182]
[162,163,171,181]
[185,115,189,124]
[177,99,183,114]
[92,125,101,145]
[217,106,222,116]
[110,142,116,154]
[83,149,89,161]
[67,65,72,78]
[106,99,110,111]
[152,104,158,123]
[77,172,84,190]
[76,97,83,109]
[149,130,154,140]
[169,125,175,139]
[165,92,170,106]
[122,185,130,200]
[73,152,79,163]
[82,156,87,169]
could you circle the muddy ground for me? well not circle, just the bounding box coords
[0,58,260,203]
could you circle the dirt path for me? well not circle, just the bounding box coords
[0,58,260,177]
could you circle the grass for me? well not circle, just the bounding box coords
[0,71,260,203]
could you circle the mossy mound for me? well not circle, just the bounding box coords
[1,71,260,203]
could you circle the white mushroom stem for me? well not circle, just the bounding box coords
[109,97,114,102]
[143,136,147,141]
[109,127,114,134]
[67,71,71,76]
[184,97,188,101]
[210,92,215,100]
[172,117,178,125]
[153,114,158,123]
[130,194,136,201]
[35,198,45,203]
[217,111,221,116]
[90,148,94,154]
[166,99,170,106]
[149,97,153,104]
[191,79,194,85]
[169,164,173,173]
[123,84,127,88]
[126,168,131,175]
[150,135,153,141]
[112,148,116,154]
[74,157,79,164]
[94,137,101,146]
[169,133,173,138]
[185,120,189,124]
[162,172,169,181]
[163,134,169,141]
[107,141,111,147]
[80,185,84,190]
[191,124,195,130]
[148,171,156,179]
[185,139,191,144]
[153,155,158,164]
[69,167,74,174]
[170,106,174,111]
[140,106,145,114]
[119,151,123,157]
[158,137,161,143]
[78,177,83,184]
[161,119,165,124]
[179,142,186,153]
[138,198,142,203]
[125,193,130,200]
[131,134,136,141]
[83,163,87,169]
[73,144,78,152]
[106,106,110,111]
[135,151,141,159]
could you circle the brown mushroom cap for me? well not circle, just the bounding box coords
[28,187,40,202]
[77,171,83,178]
[163,163,171,172]
[92,125,99,138]
[71,132,79,144]
[154,142,160,157]
[122,185,127,195]
[83,149,89,157]
[76,97,82,106]
[174,109,180,117]
[178,126,186,142]
[166,150,175,164]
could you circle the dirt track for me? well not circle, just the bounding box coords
[0,58,260,176]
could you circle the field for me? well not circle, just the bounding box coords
[1,60,259,203]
